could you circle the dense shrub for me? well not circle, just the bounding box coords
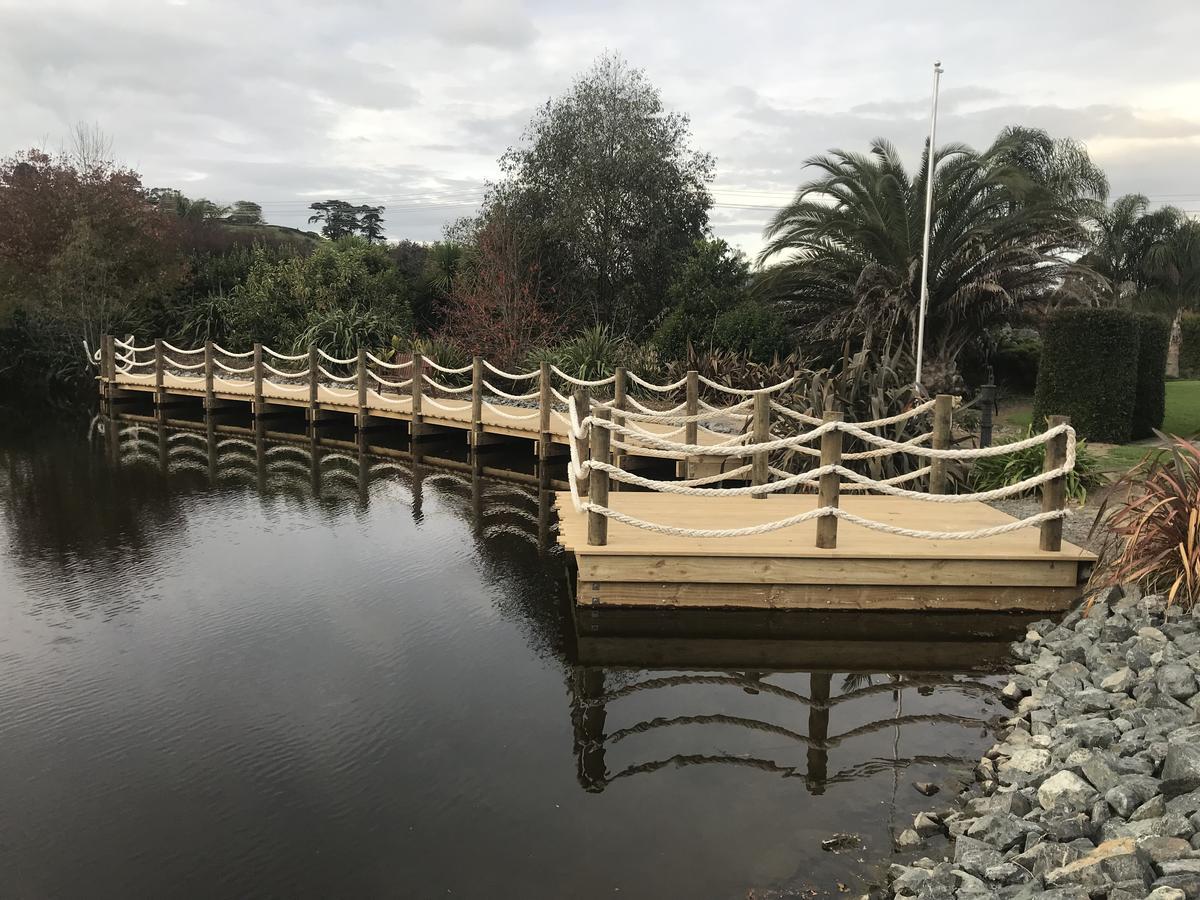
[1032,308,1138,442]
[991,328,1041,393]
[970,426,1105,502]
[1181,313,1200,378]
[1132,312,1170,439]
[710,300,792,361]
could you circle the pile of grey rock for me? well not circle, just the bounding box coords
[885,586,1200,899]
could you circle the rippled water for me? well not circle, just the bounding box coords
[0,411,1018,899]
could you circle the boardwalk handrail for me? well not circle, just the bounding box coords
[565,393,1076,549]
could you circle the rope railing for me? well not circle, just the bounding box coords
[564,393,1076,549]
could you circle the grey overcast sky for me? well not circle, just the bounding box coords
[2,0,1198,258]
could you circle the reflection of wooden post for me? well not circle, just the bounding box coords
[1040,415,1069,552]
[309,431,321,498]
[252,343,263,415]
[157,421,168,475]
[470,451,483,538]
[206,416,217,482]
[357,347,368,430]
[411,354,424,439]
[538,464,552,555]
[806,672,830,796]
[204,340,215,410]
[816,411,843,549]
[588,408,611,546]
[571,667,609,793]
[752,391,770,499]
[473,356,484,447]
[357,429,370,508]
[255,415,267,494]
[929,393,954,494]
[538,361,552,460]
[572,389,591,499]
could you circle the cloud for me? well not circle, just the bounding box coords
[430,0,537,49]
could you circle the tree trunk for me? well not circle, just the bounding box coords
[1168,307,1183,378]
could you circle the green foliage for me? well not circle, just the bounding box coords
[1182,313,1200,379]
[756,127,1105,380]
[224,238,410,351]
[652,239,760,359]
[970,427,1104,502]
[1033,308,1139,442]
[711,300,791,361]
[307,200,386,241]
[484,52,714,331]
[1132,312,1170,439]
[526,325,628,381]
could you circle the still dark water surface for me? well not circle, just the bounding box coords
[0,413,1014,899]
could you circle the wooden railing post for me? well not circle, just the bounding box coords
[252,343,263,415]
[929,393,954,494]
[473,356,485,446]
[588,408,611,546]
[102,333,114,381]
[980,382,996,448]
[411,353,424,437]
[685,370,699,445]
[538,361,552,460]
[1040,415,1069,552]
[613,366,627,482]
[357,347,368,430]
[752,391,770,499]
[572,388,591,499]
[816,411,844,549]
[204,339,215,410]
[307,345,318,416]
[153,337,165,409]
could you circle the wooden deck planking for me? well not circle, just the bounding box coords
[557,494,1095,611]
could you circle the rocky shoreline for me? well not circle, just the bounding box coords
[883,587,1200,899]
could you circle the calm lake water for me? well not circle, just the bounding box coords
[0,410,1017,899]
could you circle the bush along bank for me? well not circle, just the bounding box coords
[884,588,1200,900]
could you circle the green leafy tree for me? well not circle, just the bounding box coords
[227,200,264,226]
[358,205,386,243]
[1082,194,1183,304]
[652,239,752,359]
[756,128,1105,386]
[307,200,362,239]
[482,52,715,331]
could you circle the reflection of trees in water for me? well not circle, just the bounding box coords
[569,667,1003,797]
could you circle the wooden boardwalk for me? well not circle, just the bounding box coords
[99,335,1097,614]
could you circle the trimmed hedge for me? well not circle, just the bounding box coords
[1181,313,1200,378]
[1032,308,1139,443]
[1132,312,1170,439]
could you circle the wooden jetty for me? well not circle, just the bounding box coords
[98,335,1096,614]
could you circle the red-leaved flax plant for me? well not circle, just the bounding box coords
[1091,435,1200,609]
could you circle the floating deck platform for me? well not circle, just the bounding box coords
[555,493,1095,612]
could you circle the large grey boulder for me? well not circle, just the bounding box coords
[1045,837,1153,892]
[1163,741,1200,797]
[952,835,1004,877]
[1159,664,1200,700]
[1106,776,1162,817]
[1039,770,1098,812]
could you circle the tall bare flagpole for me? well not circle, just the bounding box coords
[914,61,944,390]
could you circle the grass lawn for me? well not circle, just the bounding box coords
[994,380,1200,474]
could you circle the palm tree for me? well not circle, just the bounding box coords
[1144,217,1200,375]
[1082,194,1182,304]
[756,128,1104,387]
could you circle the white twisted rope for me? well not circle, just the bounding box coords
[483,401,540,421]
[213,344,253,358]
[421,355,472,375]
[605,399,754,426]
[627,372,688,392]
[625,396,688,415]
[262,362,307,379]
[423,374,473,394]
[482,360,539,380]
[551,365,616,387]
[318,349,357,365]
[264,347,308,362]
[214,359,254,375]
[164,356,207,371]
[421,396,468,412]
[551,387,571,405]
[366,351,412,369]
[565,396,1076,541]
[697,374,796,396]
[318,366,358,384]
[264,380,309,394]
[162,341,203,354]
[482,379,540,401]
[367,371,411,389]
